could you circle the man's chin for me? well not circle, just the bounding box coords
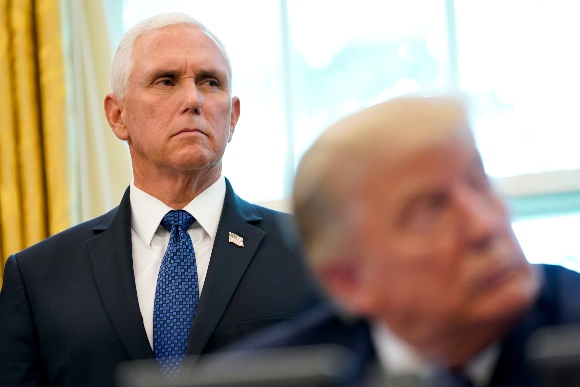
[474,264,541,327]
[169,154,223,172]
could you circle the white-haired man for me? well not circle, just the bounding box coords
[0,13,321,387]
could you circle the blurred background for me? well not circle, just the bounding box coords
[2,0,580,281]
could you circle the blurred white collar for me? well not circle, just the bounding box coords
[370,320,500,386]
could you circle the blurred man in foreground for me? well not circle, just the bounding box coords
[223,96,580,386]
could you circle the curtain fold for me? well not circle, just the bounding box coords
[0,0,68,286]
[63,0,132,225]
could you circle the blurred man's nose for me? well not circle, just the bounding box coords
[456,187,506,252]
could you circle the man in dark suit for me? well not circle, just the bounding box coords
[0,12,321,387]
[219,96,580,386]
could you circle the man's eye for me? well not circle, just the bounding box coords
[203,79,219,88]
[403,194,448,230]
[157,78,174,87]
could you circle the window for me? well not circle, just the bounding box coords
[454,0,580,271]
[114,0,580,270]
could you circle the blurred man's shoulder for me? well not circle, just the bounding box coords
[539,264,580,312]
[227,303,372,351]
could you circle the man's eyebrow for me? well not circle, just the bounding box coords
[197,69,228,82]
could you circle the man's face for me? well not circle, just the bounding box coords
[350,132,539,349]
[117,23,239,178]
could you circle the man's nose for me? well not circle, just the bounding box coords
[457,188,507,251]
[182,81,202,114]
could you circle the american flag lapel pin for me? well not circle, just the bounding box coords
[228,232,244,247]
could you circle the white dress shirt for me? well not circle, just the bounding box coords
[370,321,500,387]
[130,176,226,348]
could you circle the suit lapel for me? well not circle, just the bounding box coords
[186,180,263,355]
[87,187,153,360]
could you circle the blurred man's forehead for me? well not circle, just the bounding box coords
[360,131,480,209]
[314,97,471,167]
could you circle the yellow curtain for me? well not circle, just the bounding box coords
[65,0,132,225]
[0,0,68,286]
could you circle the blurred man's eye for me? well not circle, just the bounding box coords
[402,193,448,231]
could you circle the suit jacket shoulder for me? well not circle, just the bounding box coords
[490,264,580,386]
[9,204,120,269]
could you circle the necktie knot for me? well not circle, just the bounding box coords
[161,210,195,231]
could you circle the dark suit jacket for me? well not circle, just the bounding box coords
[0,180,322,387]
[223,264,580,386]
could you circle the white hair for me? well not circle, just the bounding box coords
[109,12,232,99]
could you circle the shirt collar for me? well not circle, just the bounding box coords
[370,321,500,386]
[370,321,440,378]
[130,176,226,247]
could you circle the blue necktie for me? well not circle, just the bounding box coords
[153,210,199,378]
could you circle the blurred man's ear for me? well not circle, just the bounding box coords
[104,93,130,141]
[317,259,375,316]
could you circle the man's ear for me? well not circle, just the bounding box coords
[317,259,375,316]
[104,93,129,141]
[228,96,240,142]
